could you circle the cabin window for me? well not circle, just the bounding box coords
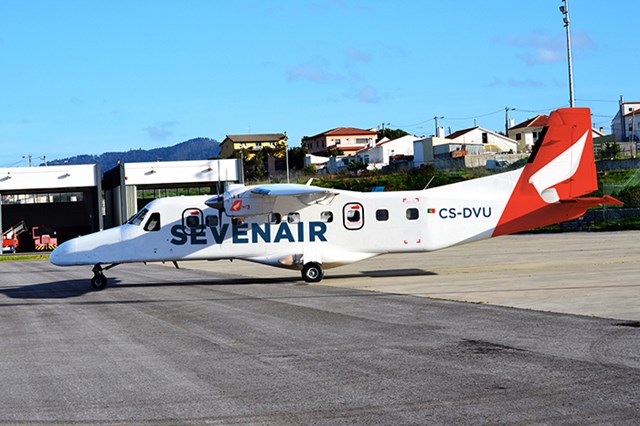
[205,215,219,227]
[406,208,419,220]
[182,208,205,236]
[376,209,389,221]
[185,215,200,228]
[287,212,300,224]
[321,211,333,223]
[128,208,148,226]
[270,213,281,224]
[343,203,364,230]
[143,213,161,232]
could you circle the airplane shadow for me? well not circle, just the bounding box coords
[0,268,436,300]
[0,278,123,299]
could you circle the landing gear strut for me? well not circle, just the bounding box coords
[301,262,324,283]
[91,263,118,290]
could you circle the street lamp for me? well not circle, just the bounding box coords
[560,0,575,107]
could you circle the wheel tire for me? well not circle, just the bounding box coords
[91,274,108,290]
[301,262,324,283]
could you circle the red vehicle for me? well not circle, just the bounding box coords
[32,226,58,251]
[2,221,26,253]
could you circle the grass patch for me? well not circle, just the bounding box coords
[0,254,49,262]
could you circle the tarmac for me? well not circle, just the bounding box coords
[183,231,640,321]
[0,231,637,424]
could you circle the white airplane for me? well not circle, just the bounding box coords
[50,108,621,290]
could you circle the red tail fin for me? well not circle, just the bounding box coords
[493,108,622,236]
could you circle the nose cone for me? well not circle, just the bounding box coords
[49,226,125,267]
[50,239,77,266]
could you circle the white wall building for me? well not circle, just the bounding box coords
[611,102,640,142]
[446,127,518,153]
[356,135,420,170]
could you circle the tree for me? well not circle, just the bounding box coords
[377,128,409,141]
[318,147,344,157]
[601,142,621,160]
[287,146,308,170]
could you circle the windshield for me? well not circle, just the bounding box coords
[127,208,149,226]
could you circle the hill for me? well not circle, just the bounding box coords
[47,138,220,172]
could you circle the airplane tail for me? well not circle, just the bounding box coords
[492,107,622,237]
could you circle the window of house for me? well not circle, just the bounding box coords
[376,209,389,221]
[406,208,419,220]
[335,138,341,145]
[356,138,368,144]
[515,133,522,141]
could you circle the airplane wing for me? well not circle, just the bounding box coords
[206,184,338,217]
[251,183,335,197]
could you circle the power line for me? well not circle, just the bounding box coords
[575,98,618,103]
[445,108,504,121]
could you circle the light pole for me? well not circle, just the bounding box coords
[560,0,575,107]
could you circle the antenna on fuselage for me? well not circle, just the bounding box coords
[423,176,435,190]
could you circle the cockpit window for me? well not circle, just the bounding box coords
[128,208,149,226]
[143,212,161,232]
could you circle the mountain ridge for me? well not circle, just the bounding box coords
[47,138,220,172]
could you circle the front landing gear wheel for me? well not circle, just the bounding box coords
[301,262,324,283]
[91,273,108,290]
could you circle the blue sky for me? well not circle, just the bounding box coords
[0,0,636,166]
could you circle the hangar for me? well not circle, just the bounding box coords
[0,164,102,250]
[102,159,241,227]
[0,159,241,251]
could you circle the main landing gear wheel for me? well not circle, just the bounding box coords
[91,273,108,290]
[301,262,324,283]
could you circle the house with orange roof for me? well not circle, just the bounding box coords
[509,114,606,152]
[507,114,548,152]
[301,127,377,156]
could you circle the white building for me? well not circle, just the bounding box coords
[611,102,640,142]
[355,135,420,170]
[444,127,518,153]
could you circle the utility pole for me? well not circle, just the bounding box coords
[560,0,575,107]
[39,156,47,166]
[23,155,32,167]
[505,107,515,136]
[284,132,290,184]
[620,95,626,141]
[434,116,444,137]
